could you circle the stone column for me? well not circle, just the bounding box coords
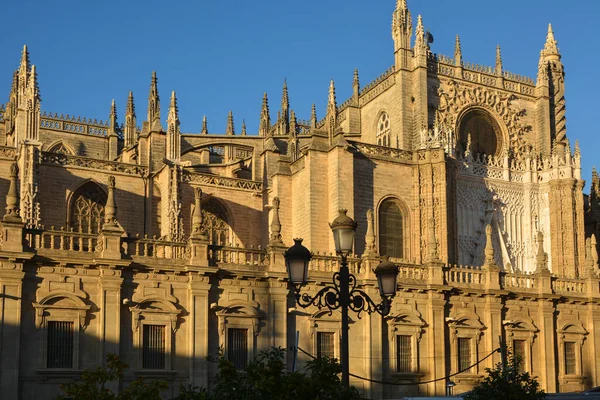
[0,261,25,399]
[99,176,125,260]
[188,274,211,388]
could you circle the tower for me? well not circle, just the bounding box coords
[392,0,412,69]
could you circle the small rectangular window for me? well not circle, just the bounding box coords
[458,338,472,372]
[564,341,577,375]
[317,332,335,359]
[228,328,248,370]
[396,335,412,372]
[513,340,526,373]
[143,324,166,369]
[47,321,74,368]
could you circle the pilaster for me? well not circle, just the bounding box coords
[188,274,211,389]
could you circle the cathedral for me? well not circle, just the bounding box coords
[1,1,599,398]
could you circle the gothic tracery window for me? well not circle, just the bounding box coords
[48,142,74,155]
[379,199,405,259]
[377,112,391,147]
[202,198,230,246]
[69,182,106,234]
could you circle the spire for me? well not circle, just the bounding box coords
[414,15,426,54]
[454,35,462,66]
[289,110,297,137]
[125,91,137,147]
[281,80,289,119]
[147,71,161,130]
[18,45,30,88]
[166,91,181,162]
[259,92,270,136]
[495,45,503,75]
[226,111,235,135]
[392,0,412,67]
[201,115,208,135]
[241,119,247,136]
[542,23,560,60]
[352,69,360,103]
[310,103,317,129]
[326,80,337,143]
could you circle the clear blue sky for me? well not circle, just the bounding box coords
[1,0,598,187]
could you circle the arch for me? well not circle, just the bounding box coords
[457,107,506,156]
[67,180,107,234]
[46,140,75,155]
[33,292,90,328]
[375,111,391,147]
[377,196,410,260]
[202,196,232,246]
[559,321,587,335]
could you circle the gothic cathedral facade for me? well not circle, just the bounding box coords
[0,1,599,398]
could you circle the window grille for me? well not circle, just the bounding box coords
[70,182,106,234]
[379,200,404,259]
[564,341,577,375]
[458,338,472,372]
[317,332,335,359]
[376,112,391,147]
[47,321,74,368]
[396,335,412,372]
[228,328,248,370]
[513,339,526,373]
[143,325,166,369]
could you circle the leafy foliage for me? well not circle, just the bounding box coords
[56,349,361,400]
[56,354,167,400]
[463,353,546,400]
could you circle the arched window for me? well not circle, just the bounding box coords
[458,109,503,156]
[202,198,230,246]
[69,182,106,234]
[48,142,74,155]
[379,199,405,259]
[377,112,391,147]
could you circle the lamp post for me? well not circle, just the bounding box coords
[284,209,400,389]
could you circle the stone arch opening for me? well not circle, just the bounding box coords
[457,108,503,156]
[68,181,107,234]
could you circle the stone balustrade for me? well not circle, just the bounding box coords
[8,224,600,298]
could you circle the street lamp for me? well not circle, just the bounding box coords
[284,209,400,389]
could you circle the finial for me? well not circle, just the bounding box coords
[4,163,20,222]
[110,99,117,117]
[414,15,427,55]
[484,224,495,267]
[168,91,178,121]
[310,103,317,128]
[454,35,462,66]
[191,187,204,236]
[353,69,360,102]
[268,197,283,244]
[201,115,208,135]
[148,71,161,129]
[535,231,550,274]
[226,111,235,135]
[290,110,297,137]
[104,176,118,228]
[259,92,270,136]
[495,45,502,75]
[126,91,135,115]
[281,80,289,112]
[19,45,30,76]
[109,99,117,135]
[427,218,439,261]
[328,80,336,107]
[241,119,247,136]
[542,23,560,59]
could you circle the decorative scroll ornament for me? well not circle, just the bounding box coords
[436,80,531,154]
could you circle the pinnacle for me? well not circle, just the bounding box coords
[168,91,178,119]
[353,68,359,85]
[127,91,135,115]
[19,44,30,73]
[110,99,116,114]
[328,79,336,105]
[201,115,208,134]
[542,22,560,58]
[226,110,235,135]
[495,45,502,74]
[281,80,289,109]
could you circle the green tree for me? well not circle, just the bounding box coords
[56,354,167,400]
[210,347,362,400]
[463,353,545,400]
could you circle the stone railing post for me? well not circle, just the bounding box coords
[534,231,553,295]
[98,176,124,260]
[188,187,210,268]
[482,224,501,290]
[1,162,24,253]
[266,197,286,274]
